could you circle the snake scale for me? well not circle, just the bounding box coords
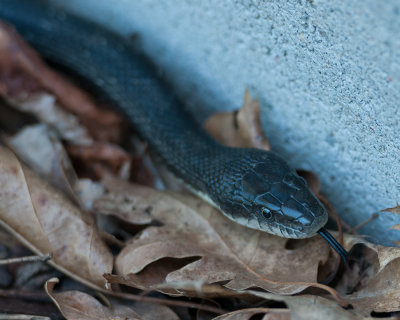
[0,0,348,261]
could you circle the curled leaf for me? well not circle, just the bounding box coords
[204,89,270,150]
[45,278,142,320]
[381,205,400,215]
[345,245,400,316]
[0,22,124,143]
[0,145,113,288]
[246,290,359,320]
[213,308,290,320]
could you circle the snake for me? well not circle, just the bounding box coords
[0,0,348,261]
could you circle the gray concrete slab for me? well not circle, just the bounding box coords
[49,0,400,245]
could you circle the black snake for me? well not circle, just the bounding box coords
[0,0,348,262]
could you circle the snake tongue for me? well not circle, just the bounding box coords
[318,228,349,265]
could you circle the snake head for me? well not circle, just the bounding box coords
[213,149,328,239]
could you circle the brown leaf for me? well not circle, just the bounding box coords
[345,245,400,316]
[94,191,153,226]
[213,308,290,320]
[67,142,131,180]
[204,89,270,150]
[6,93,94,146]
[0,145,113,288]
[132,301,180,320]
[0,22,125,143]
[330,241,400,316]
[105,275,257,301]
[6,124,82,203]
[75,179,105,211]
[296,170,321,196]
[381,205,400,215]
[245,291,361,320]
[390,224,400,231]
[0,23,138,184]
[45,278,142,320]
[95,176,346,304]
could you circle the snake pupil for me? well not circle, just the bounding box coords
[262,207,272,219]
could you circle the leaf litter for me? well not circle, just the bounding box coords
[45,278,180,320]
[0,17,398,320]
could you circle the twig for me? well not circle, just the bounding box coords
[106,290,226,314]
[0,315,50,320]
[350,213,379,232]
[0,253,52,266]
[0,288,50,302]
[318,195,345,244]
[340,219,355,234]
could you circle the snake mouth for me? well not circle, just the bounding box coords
[274,214,326,239]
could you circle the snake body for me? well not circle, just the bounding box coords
[0,0,330,240]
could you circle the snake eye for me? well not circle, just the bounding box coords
[261,207,272,219]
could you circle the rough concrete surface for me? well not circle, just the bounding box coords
[49,0,400,245]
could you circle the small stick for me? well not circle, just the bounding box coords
[318,194,345,243]
[0,253,52,266]
[0,315,50,320]
[107,290,226,314]
[350,212,379,232]
[0,288,50,302]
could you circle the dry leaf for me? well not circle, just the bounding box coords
[213,308,290,320]
[75,179,105,211]
[328,241,400,316]
[296,170,321,196]
[45,278,141,320]
[45,278,180,320]
[345,245,400,316]
[0,21,134,183]
[381,205,400,215]
[245,291,364,320]
[0,22,125,143]
[104,276,259,301]
[204,89,270,150]
[67,142,131,180]
[131,302,180,320]
[7,124,72,179]
[0,145,113,288]
[2,11,398,319]
[95,176,346,303]
[7,93,93,146]
[6,124,82,203]
[94,191,153,226]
